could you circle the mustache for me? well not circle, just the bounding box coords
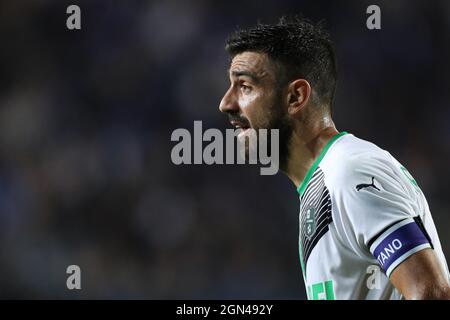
[227,113,251,127]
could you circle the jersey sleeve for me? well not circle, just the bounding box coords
[334,152,432,277]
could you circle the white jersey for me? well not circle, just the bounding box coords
[297,132,450,300]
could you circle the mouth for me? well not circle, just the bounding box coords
[230,120,251,137]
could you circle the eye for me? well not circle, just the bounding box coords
[239,83,252,94]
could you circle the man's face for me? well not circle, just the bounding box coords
[219,51,293,168]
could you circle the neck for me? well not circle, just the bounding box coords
[282,117,339,188]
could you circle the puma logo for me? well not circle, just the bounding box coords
[356,177,380,191]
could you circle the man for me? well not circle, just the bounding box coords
[219,17,450,299]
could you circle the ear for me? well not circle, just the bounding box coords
[287,79,311,116]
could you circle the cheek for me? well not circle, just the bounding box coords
[257,97,284,129]
[237,92,260,124]
[239,92,280,129]
[239,91,259,110]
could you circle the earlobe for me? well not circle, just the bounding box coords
[287,99,301,116]
[287,79,311,115]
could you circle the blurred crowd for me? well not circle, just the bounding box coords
[0,0,449,298]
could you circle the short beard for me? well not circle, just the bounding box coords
[266,106,293,172]
[239,91,294,170]
[255,88,293,172]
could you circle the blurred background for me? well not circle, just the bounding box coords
[0,0,449,299]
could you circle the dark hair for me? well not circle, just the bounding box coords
[225,17,337,108]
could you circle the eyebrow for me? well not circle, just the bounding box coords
[229,70,260,83]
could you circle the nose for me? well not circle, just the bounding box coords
[219,87,239,114]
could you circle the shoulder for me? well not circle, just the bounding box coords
[320,133,397,186]
[321,135,421,254]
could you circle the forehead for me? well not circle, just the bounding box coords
[229,51,274,76]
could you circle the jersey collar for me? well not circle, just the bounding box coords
[297,131,348,198]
